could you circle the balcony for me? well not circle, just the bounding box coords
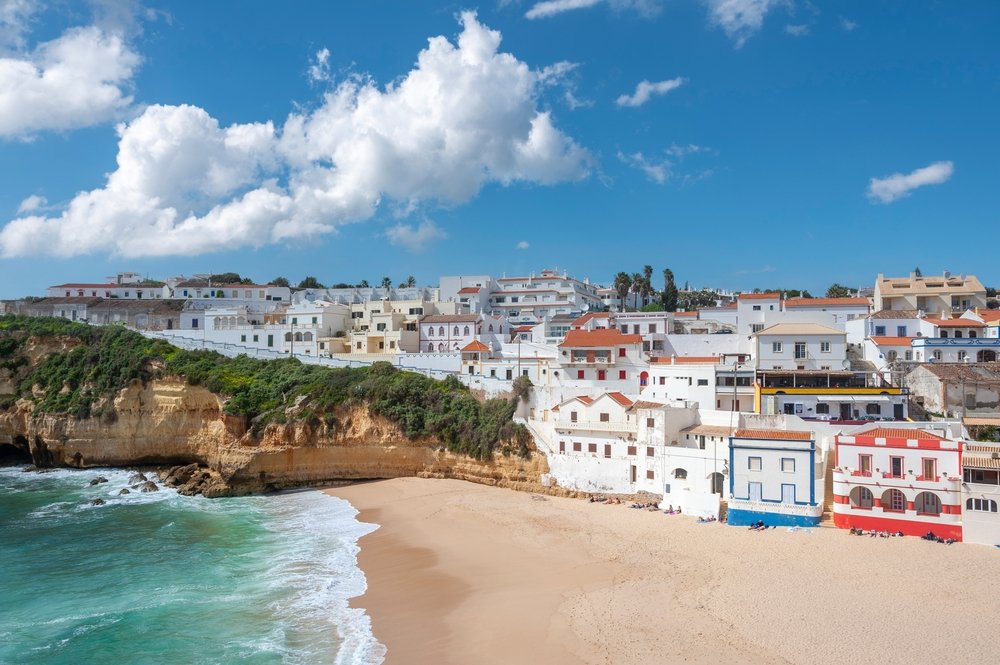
[564,353,613,366]
[557,420,635,434]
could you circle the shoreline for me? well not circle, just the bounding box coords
[330,477,1000,665]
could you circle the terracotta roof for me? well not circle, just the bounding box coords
[175,281,276,289]
[628,400,668,411]
[461,340,490,352]
[50,283,116,289]
[576,395,594,405]
[963,456,1000,470]
[785,297,870,308]
[420,314,482,323]
[738,292,781,300]
[854,427,947,441]
[869,309,920,320]
[673,311,698,318]
[32,297,104,305]
[605,392,633,407]
[734,428,812,441]
[734,429,813,441]
[457,286,481,294]
[651,356,723,364]
[978,311,1000,323]
[925,318,986,328]
[559,329,642,347]
[514,325,534,332]
[571,312,610,326]
[870,336,914,346]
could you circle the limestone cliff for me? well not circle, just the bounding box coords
[0,375,556,498]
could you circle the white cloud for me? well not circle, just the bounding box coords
[785,23,809,37]
[308,46,330,83]
[617,150,670,184]
[867,161,954,204]
[0,12,591,258]
[16,193,45,212]
[386,220,446,252]
[703,0,786,48]
[0,25,140,138]
[615,77,685,108]
[525,0,660,19]
[516,240,530,249]
[840,18,858,32]
[0,0,37,51]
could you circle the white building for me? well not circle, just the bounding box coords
[874,271,987,313]
[962,442,1000,546]
[754,323,849,372]
[487,269,602,325]
[555,328,647,393]
[418,313,508,353]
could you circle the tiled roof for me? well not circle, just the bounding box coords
[559,329,642,347]
[913,363,1000,383]
[870,336,914,346]
[877,274,985,294]
[734,429,812,441]
[738,292,781,300]
[514,325,534,332]
[461,340,490,352]
[651,356,723,364]
[571,312,610,326]
[854,427,947,441]
[457,287,481,294]
[576,395,594,405]
[869,309,920,319]
[175,281,275,289]
[755,322,845,336]
[963,456,1000,470]
[605,392,633,407]
[420,314,481,323]
[925,318,986,328]
[50,283,116,289]
[785,297,870,308]
[978,310,1000,323]
[682,425,734,437]
[628,400,668,411]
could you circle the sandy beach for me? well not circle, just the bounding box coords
[329,478,1000,665]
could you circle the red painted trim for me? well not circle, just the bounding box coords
[833,513,962,541]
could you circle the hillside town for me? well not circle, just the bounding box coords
[6,267,999,544]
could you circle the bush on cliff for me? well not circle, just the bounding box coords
[0,316,530,459]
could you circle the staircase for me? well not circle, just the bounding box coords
[819,458,835,526]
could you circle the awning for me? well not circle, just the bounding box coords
[964,416,1000,427]
[817,396,856,403]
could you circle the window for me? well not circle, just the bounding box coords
[940,330,949,338]
[633,325,640,334]
[599,412,610,422]
[896,326,907,337]
[816,403,830,414]
[820,341,831,353]
[752,305,761,311]
[627,446,636,456]
[619,370,626,380]
[958,351,967,361]
[240,334,246,342]
[751,324,764,333]
[883,488,906,512]
[659,377,665,385]
[921,458,937,480]
[850,486,874,509]
[915,492,941,515]
[252,335,258,342]
[874,326,886,336]
[888,456,903,478]
[967,498,998,512]
[772,342,783,353]
[577,370,585,379]
[572,441,581,452]
[588,443,597,454]
[673,468,687,479]
[794,342,807,359]
[604,444,611,458]
[781,458,795,473]
[618,347,626,357]
[748,457,762,471]
[438,326,445,336]
[697,379,708,386]
[646,469,655,480]
[597,370,606,381]
[646,417,655,428]
[646,446,654,457]
[905,350,913,361]
[649,324,656,333]
[192,318,199,329]
[570,411,578,422]
[464,326,470,335]
[955,330,963,338]
[292,317,298,325]
[866,403,881,415]
[970,330,978,338]
[859,455,872,475]
[933,350,942,360]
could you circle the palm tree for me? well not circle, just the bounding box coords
[380,276,392,291]
[642,265,653,305]
[662,268,678,312]
[405,275,416,287]
[358,279,370,288]
[613,272,631,311]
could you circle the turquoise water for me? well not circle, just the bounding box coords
[0,467,384,665]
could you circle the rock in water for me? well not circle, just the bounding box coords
[128,472,148,484]
[89,476,108,486]
[139,481,159,493]
[90,498,106,506]
[163,463,200,487]
[118,488,131,495]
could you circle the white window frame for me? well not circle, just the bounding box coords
[781,458,795,473]
[748,456,762,471]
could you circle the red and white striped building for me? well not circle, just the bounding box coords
[832,426,963,540]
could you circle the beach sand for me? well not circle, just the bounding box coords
[329,478,1000,665]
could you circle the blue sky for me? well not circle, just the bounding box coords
[1,0,998,298]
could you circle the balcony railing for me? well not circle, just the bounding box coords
[558,420,635,433]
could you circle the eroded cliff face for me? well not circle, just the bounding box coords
[0,376,557,498]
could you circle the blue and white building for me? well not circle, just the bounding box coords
[727,428,823,527]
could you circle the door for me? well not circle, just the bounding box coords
[890,457,903,478]
[893,403,904,420]
[630,465,637,483]
[749,482,762,501]
[781,484,796,504]
[267,334,273,348]
[840,403,851,420]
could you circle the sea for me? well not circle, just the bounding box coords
[0,466,386,665]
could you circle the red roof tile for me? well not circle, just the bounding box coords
[458,286,481,294]
[673,311,698,318]
[461,340,490,352]
[738,292,781,300]
[785,297,870,308]
[926,318,986,328]
[50,283,116,289]
[559,329,642,348]
[734,429,812,441]
[870,336,914,346]
[979,311,1000,323]
[854,427,947,441]
[571,312,610,326]
[605,392,633,407]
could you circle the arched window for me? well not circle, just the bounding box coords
[915,491,941,515]
[866,403,881,415]
[955,330,963,338]
[639,371,649,387]
[881,488,906,512]
[488,324,494,332]
[673,468,687,480]
[438,342,445,352]
[427,343,434,352]
[303,332,313,341]
[427,327,434,336]
[850,486,873,509]
[940,331,948,338]
[464,325,470,335]
[453,326,460,335]
[709,472,724,495]
[967,498,998,512]
[294,332,303,342]
[438,326,444,336]
[816,403,830,415]
[970,331,977,338]
[284,332,292,341]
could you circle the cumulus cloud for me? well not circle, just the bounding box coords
[616,77,685,108]
[516,240,530,249]
[0,12,591,258]
[16,193,45,212]
[867,161,954,204]
[0,0,37,51]
[840,18,858,32]
[386,220,446,252]
[308,46,330,83]
[703,0,786,47]
[526,0,660,19]
[0,24,140,138]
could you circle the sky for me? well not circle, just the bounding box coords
[0,0,998,298]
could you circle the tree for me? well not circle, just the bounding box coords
[210,272,249,284]
[380,276,393,290]
[662,268,679,312]
[640,302,665,312]
[641,265,653,304]
[270,276,290,288]
[613,272,631,311]
[678,289,718,311]
[784,289,813,299]
[298,276,325,289]
[358,279,370,288]
[825,283,853,298]
[405,275,416,288]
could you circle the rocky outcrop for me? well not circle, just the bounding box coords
[0,373,555,498]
